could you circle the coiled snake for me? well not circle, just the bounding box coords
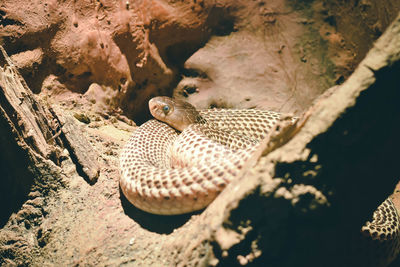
[120,96,400,265]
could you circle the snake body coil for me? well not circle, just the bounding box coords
[120,97,280,215]
[119,96,400,265]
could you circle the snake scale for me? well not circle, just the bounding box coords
[120,96,400,265]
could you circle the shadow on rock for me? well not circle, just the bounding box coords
[119,187,201,234]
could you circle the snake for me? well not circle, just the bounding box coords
[119,96,400,265]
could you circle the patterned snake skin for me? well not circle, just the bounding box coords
[120,98,281,215]
[119,96,400,266]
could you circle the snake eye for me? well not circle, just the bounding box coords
[162,105,170,113]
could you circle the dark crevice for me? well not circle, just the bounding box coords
[0,106,33,228]
[0,9,24,27]
[206,6,236,37]
[214,188,293,267]
[305,61,400,266]
[165,41,206,68]
[181,68,208,79]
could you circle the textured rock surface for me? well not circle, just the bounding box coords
[0,0,400,266]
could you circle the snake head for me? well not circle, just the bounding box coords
[149,96,201,132]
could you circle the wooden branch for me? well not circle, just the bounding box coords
[51,109,100,183]
[0,46,58,159]
[0,45,99,183]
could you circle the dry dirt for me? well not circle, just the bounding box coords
[1,0,400,266]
